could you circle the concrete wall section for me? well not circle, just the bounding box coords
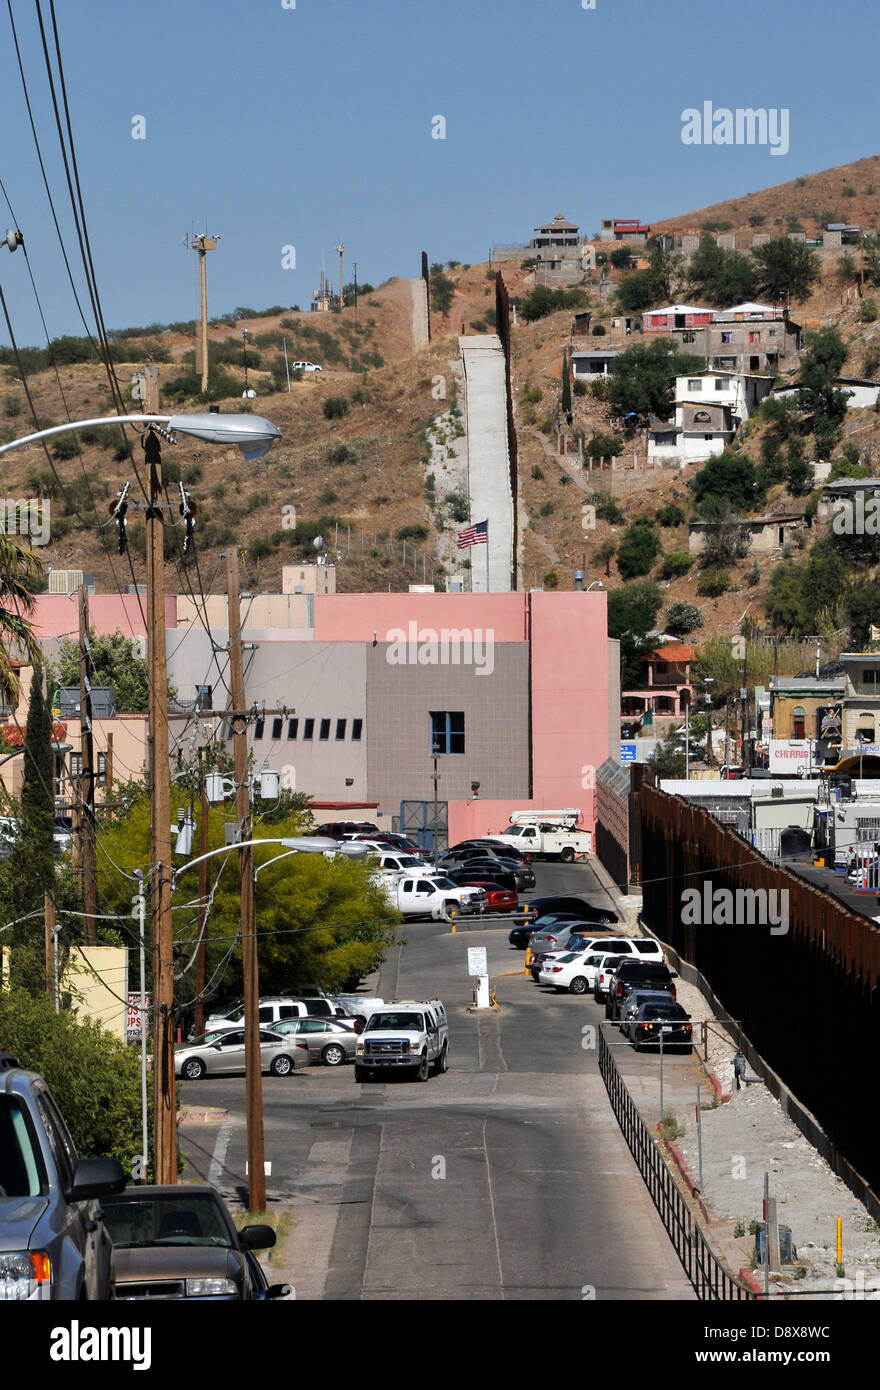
[459,335,515,592]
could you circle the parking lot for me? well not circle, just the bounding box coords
[179,861,695,1300]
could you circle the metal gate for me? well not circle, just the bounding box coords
[398,800,448,855]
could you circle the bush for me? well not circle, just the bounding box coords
[859,299,878,323]
[446,489,470,524]
[322,396,349,420]
[4,394,22,417]
[665,600,703,635]
[0,987,142,1171]
[574,380,588,396]
[327,443,357,465]
[591,323,607,336]
[585,431,623,459]
[543,569,559,589]
[588,492,625,525]
[656,503,686,527]
[52,434,80,460]
[617,521,660,579]
[661,550,694,579]
[396,524,428,541]
[697,566,730,597]
[531,464,544,480]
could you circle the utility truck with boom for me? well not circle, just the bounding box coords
[487,809,592,862]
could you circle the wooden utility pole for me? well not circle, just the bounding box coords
[189,234,219,393]
[78,585,98,945]
[226,549,266,1212]
[193,777,210,1039]
[145,428,176,1185]
[333,243,345,312]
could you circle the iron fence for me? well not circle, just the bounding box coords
[599,1029,755,1301]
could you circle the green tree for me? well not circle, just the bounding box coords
[429,264,455,315]
[766,536,850,632]
[19,669,56,897]
[616,521,661,579]
[847,581,880,648]
[796,327,850,449]
[649,729,686,779]
[686,236,756,304]
[690,450,763,514]
[603,339,704,420]
[665,601,703,636]
[607,580,663,686]
[594,539,617,577]
[561,349,572,422]
[49,630,168,712]
[751,238,821,302]
[609,245,634,270]
[585,431,623,459]
[0,535,43,704]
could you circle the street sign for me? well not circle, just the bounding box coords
[467,947,488,977]
[126,992,150,1040]
[620,743,637,763]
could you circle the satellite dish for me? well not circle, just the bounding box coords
[313,536,324,551]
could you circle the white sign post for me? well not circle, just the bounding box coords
[467,947,490,1009]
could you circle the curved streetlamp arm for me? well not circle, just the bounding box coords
[0,415,173,458]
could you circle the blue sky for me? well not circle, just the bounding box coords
[0,0,877,345]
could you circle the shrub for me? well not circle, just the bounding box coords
[522,386,543,404]
[697,566,730,597]
[574,380,588,395]
[182,464,203,486]
[859,299,878,323]
[4,394,22,417]
[662,550,694,579]
[396,524,428,541]
[318,489,339,506]
[588,492,625,525]
[656,503,686,527]
[531,465,544,480]
[616,521,660,579]
[446,489,470,524]
[539,502,555,516]
[327,443,357,465]
[247,491,270,510]
[248,536,273,561]
[591,323,607,336]
[0,987,142,1171]
[52,434,80,460]
[665,600,703,635]
[586,431,623,459]
[543,569,559,589]
[323,396,349,420]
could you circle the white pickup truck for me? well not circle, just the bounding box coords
[489,810,592,863]
[354,999,449,1082]
[377,873,486,921]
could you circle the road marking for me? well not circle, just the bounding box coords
[482,1118,505,1295]
[208,1122,232,1187]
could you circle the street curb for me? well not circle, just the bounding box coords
[664,1136,712,1225]
[738,1266,764,1295]
[179,1107,229,1124]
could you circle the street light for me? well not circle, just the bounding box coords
[0,409,281,1185]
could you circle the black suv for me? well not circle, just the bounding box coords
[0,1052,126,1300]
[606,960,678,1022]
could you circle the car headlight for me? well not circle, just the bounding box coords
[0,1251,51,1300]
[185,1277,238,1297]
[356,1043,364,1055]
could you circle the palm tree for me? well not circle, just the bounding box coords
[0,533,43,704]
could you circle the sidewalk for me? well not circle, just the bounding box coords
[591,859,880,1298]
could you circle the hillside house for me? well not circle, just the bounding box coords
[648,369,773,466]
[816,477,880,523]
[600,218,652,245]
[641,303,716,352]
[571,349,620,378]
[688,509,807,556]
[621,643,696,722]
[708,304,801,374]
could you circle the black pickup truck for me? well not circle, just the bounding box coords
[605,959,678,1022]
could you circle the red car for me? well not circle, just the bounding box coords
[463,880,518,914]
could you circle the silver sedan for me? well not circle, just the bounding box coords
[174,1027,308,1080]
[270,1016,358,1066]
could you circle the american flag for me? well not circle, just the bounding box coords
[457,520,488,549]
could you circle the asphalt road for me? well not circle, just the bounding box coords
[179,861,694,1300]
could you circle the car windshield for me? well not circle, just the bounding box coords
[101,1193,235,1248]
[368,1012,424,1031]
[0,1096,45,1198]
[397,857,423,868]
[183,1030,235,1048]
[432,877,457,890]
[640,1005,685,1020]
[556,952,580,963]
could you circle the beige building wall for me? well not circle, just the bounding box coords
[61,946,128,1041]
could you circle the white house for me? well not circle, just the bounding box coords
[648,369,774,466]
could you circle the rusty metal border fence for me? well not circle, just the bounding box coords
[599,1030,755,1301]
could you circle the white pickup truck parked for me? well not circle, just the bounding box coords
[489,809,592,863]
[377,873,486,921]
[354,999,449,1082]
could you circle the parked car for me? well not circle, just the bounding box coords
[204,996,313,1032]
[0,1050,126,1300]
[100,1185,290,1300]
[327,995,384,1030]
[618,989,678,1040]
[515,896,618,926]
[606,960,679,1021]
[537,939,663,987]
[174,1028,309,1079]
[529,927,642,973]
[447,879,517,913]
[350,835,432,860]
[627,1001,693,1052]
[444,839,531,863]
[593,956,626,1003]
[292,360,322,373]
[373,852,435,874]
[508,911,606,950]
[537,949,620,995]
[314,820,379,840]
[455,857,535,890]
[446,863,526,894]
[270,1016,357,1065]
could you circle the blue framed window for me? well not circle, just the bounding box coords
[430,711,465,755]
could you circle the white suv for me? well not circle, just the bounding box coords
[292,360,322,373]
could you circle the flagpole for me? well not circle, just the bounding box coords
[485,519,490,594]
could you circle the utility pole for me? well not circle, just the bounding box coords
[193,774,210,1039]
[226,549,266,1212]
[188,234,219,393]
[145,427,176,1185]
[78,585,97,945]
[334,243,345,312]
[352,261,358,324]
